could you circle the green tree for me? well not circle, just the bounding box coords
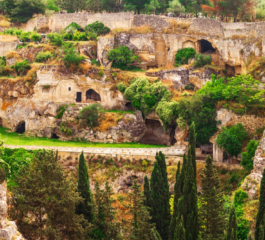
[56,0,88,12]
[9,150,86,240]
[151,227,163,240]
[149,152,171,240]
[182,147,198,240]
[126,180,160,240]
[241,140,259,172]
[255,168,265,240]
[199,155,225,240]
[143,175,150,208]
[76,151,94,223]
[174,48,196,66]
[167,0,185,14]
[169,161,181,240]
[123,0,150,13]
[145,0,160,13]
[224,205,237,240]
[189,122,196,179]
[174,216,185,240]
[3,0,45,23]
[216,123,248,162]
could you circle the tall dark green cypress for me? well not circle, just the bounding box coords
[144,175,150,208]
[169,161,181,240]
[189,122,197,179]
[224,205,237,240]
[149,151,171,240]
[151,227,163,240]
[182,147,198,240]
[200,155,225,240]
[174,216,185,240]
[76,151,94,222]
[255,168,265,240]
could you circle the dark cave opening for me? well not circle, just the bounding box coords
[200,40,215,54]
[86,89,101,101]
[16,121,25,134]
[51,133,60,139]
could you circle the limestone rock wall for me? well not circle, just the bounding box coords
[0,182,24,240]
[0,41,18,57]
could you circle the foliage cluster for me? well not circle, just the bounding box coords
[85,21,110,35]
[35,51,52,62]
[193,53,212,68]
[174,47,196,66]
[241,140,259,172]
[11,60,30,75]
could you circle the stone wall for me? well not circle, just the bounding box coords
[0,41,18,57]
[132,14,170,29]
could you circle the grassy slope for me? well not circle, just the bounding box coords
[0,127,167,148]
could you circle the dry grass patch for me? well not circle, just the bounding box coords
[95,112,125,132]
[6,51,21,60]
[0,35,17,43]
[0,19,10,28]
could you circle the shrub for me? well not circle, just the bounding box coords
[63,33,73,40]
[63,48,85,68]
[107,46,140,70]
[73,31,87,41]
[216,123,248,159]
[193,53,212,68]
[156,101,178,129]
[47,33,63,46]
[35,51,52,62]
[78,104,105,129]
[65,26,77,35]
[84,21,110,35]
[19,32,31,42]
[65,22,82,31]
[91,59,100,66]
[241,140,259,172]
[11,60,30,75]
[87,32,98,41]
[174,47,196,66]
[30,32,41,42]
[117,82,127,93]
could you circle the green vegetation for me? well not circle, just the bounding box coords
[241,140,259,172]
[174,47,196,67]
[9,150,86,239]
[63,47,85,68]
[35,51,53,62]
[216,123,248,160]
[65,22,83,32]
[79,103,105,129]
[11,60,30,75]
[193,53,212,68]
[224,205,237,240]
[30,32,41,42]
[117,82,127,93]
[0,127,167,148]
[47,33,64,46]
[85,21,110,35]
[107,46,140,70]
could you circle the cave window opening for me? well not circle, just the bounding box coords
[68,87,71,91]
[200,40,215,54]
[16,121,25,134]
[51,133,59,139]
[86,89,101,101]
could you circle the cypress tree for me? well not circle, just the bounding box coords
[76,151,94,222]
[169,161,182,240]
[149,151,171,240]
[255,168,265,240]
[144,175,150,208]
[182,147,198,240]
[189,122,197,179]
[174,216,185,240]
[224,205,237,240]
[200,155,225,240]
[151,227,163,240]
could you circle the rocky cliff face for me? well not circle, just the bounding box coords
[0,182,24,240]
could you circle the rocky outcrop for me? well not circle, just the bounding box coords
[97,37,114,68]
[0,182,24,240]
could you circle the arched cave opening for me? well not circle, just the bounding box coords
[139,119,175,146]
[16,121,25,134]
[200,40,215,54]
[125,102,133,111]
[86,89,101,101]
[51,133,59,139]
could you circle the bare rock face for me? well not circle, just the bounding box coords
[0,182,24,240]
[242,130,265,199]
[174,124,189,146]
[97,37,114,69]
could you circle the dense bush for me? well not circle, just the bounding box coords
[19,31,31,42]
[73,31,88,41]
[65,22,83,31]
[124,78,171,115]
[91,59,100,66]
[156,101,178,129]
[63,48,85,68]
[87,32,98,41]
[198,74,265,111]
[47,33,63,46]
[117,82,127,93]
[174,47,196,66]
[35,51,52,62]
[107,46,140,70]
[30,32,41,42]
[241,140,259,172]
[0,56,6,76]
[2,28,22,37]
[193,53,212,68]
[84,21,110,35]
[216,123,248,159]
[78,103,105,128]
[11,60,30,75]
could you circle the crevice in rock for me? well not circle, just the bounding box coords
[16,121,25,134]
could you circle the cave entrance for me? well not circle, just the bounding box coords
[51,133,59,139]
[225,64,235,77]
[139,119,175,146]
[200,40,215,54]
[125,102,133,111]
[16,121,25,134]
[76,92,82,102]
[86,89,101,101]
